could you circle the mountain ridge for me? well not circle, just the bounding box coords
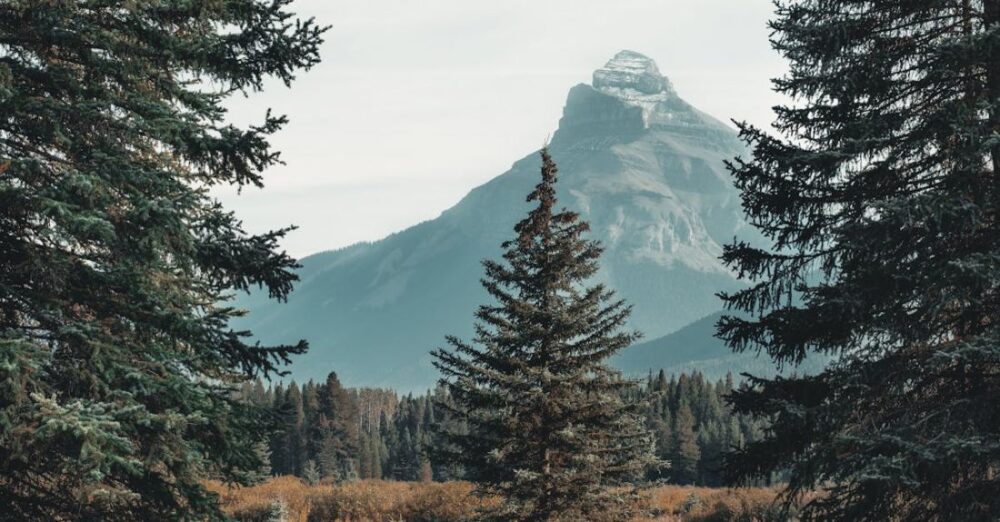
[236,51,761,390]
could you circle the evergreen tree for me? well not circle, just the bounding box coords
[302,460,320,486]
[433,149,655,521]
[249,441,273,485]
[316,372,359,480]
[648,413,672,482]
[0,1,325,518]
[302,380,322,472]
[284,383,307,477]
[719,1,1000,519]
[369,436,384,479]
[670,402,700,485]
[255,369,761,487]
[429,386,467,481]
[270,383,290,476]
[358,436,373,479]
[391,427,419,481]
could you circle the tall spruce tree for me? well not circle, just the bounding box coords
[670,401,700,486]
[433,149,656,522]
[0,1,324,519]
[317,371,359,480]
[719,1,1000,520]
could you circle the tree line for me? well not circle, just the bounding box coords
[240,369,768,488]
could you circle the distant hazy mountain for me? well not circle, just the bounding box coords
[614,311,828,381]
[236,51,764,390]
[614,312,732,374]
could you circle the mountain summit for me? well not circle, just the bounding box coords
[596,50,675,94]
[593,50,676,123]
[236,52,755,390]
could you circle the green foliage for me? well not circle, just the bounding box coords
[671,402,701,485]
[639,371,767,487]
[247,368,766,491]
[719,1,1000,520]
[315,372,360,480]
[433,150,657,521]
[241,372,452,484]
[0,1,325,519]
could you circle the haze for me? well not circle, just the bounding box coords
[217,0,786,258]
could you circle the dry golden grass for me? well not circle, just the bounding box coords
[208,478,495,522]
[206,476,326,522]
[211,477,799,522]
[306,480,497,522]
[641,485,793,521]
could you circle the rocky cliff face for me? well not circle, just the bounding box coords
[236,51,756,390]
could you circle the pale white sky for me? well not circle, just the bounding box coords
[217,0,787,258]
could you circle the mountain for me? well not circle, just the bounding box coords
[613,311,829,381]
[614,312,732,374]
[236,50,762,390]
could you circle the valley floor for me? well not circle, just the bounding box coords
[208,476,799,521]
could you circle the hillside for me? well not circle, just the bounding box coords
[615,311,828,380]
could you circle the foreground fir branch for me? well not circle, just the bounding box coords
[719,1,1000,520]
[433,149,658,522]
[0,1,326,519]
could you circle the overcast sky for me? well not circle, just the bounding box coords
[216,0,787,258]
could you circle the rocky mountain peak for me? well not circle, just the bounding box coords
[556,51,731,144]
[592,50,675,97]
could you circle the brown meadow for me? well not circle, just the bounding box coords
[207,477,802,521]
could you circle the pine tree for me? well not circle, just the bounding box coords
[647,415,672,482]
[315,372,359,480]
[302,460,320,486]
[249,441,273,485]
[719,1,1000,519]
[670,402,700,485]
[302,380,322,471]
[392,427,418,481]
[270,383,290,476]
[284,383,307,477]
[358,435,373,479]
[433,149,655,521]
[429,386,466,481]
[0,1,325,518]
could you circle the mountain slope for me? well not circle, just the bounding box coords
[236,51,759,389]
[614,312,733,373]
[616,310,830,381]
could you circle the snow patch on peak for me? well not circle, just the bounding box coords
[593,51,678,127]
[593,50,674,95]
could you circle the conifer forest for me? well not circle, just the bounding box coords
[1,1,998,521]
[239,370,767,488]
